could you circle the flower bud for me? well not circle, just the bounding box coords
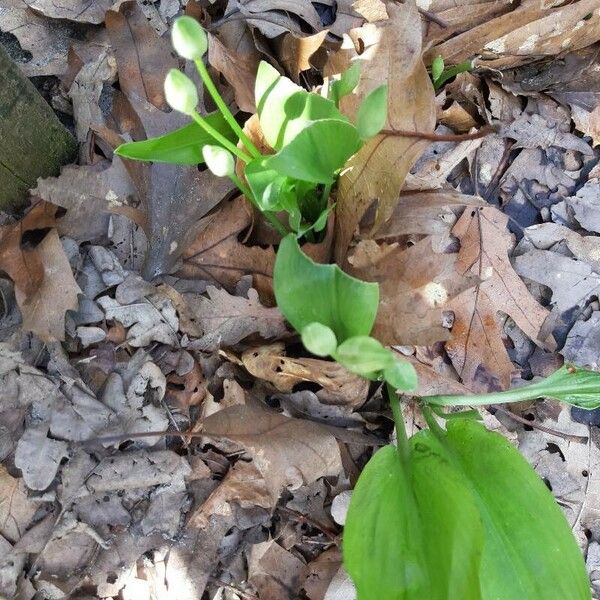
[164,69,198,115]
[171,16,208,60]
[202,145,235,178]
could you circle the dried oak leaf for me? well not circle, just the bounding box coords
[187,285,287,351]
[14,228,81,342]
[177,198,276,299]
[333,1,436,261]
[273,30,329,80]
[446,206,555,392]
[202,403,343,499]
[348,236,474,346]
[105,1,178,110]
[24,0,112,24]
[241,343,368,406]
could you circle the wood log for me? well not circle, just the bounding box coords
[0,46,76,210]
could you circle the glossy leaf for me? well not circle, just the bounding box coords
[262,119,362,184]
[115,113,236,165]
[273,234,379,342]
[344,442,483,600]
[442,418,590,600]
[245,158,292,212]
[255,60,347,150]
[356,84,388,140]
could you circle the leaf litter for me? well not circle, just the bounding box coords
[1,0,600,598]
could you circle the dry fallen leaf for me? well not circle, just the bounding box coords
[16,229,82,342]
[187,285,288,351]
[446,206,555,392]
[105,1,178,110]
[0,465,37,543]
[334,1,436,261]
[273,30,329,80]
[24,0,112,24]
[202,403,343,500]
[241,344,369,405]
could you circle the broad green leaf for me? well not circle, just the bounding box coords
[330,62,361,106]
[114,112,235,165]
[431,55,444,83]
[244,158,292,212]
[301,322,337,356]
[344,442,484,600]
[356,84,388,140]
[274,234,379,342]
[255,60,347,150]
[442,419,590,600]
[262,119,362,184]
[334,336,394,376]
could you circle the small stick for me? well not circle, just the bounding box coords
[418,7,449,28]
[382,124,497,142]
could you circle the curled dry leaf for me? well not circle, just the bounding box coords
[241,344,369,405]
[273,30,329,80]
[202,403,343,500]
[333,1,436,261]
[187,285,288,351]
[446,206,555,392]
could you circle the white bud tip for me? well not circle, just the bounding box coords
[164,69,198,115]
[202,145,235,178]
[171,16,208,60]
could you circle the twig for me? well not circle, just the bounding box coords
[382,125,497,142]
[491,406,589,443]
[418,7,448,28]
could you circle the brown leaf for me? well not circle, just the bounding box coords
[334,1,436,261]
[208,27,261,113]
[0,465,37,543]
[241,344,368,405]
[16,229,81,342]
[348,236,472,346]
[273,30,329,79]
[446,206,555,392]
[178,198,276,300]
[187,286,288,351]
[0,202,59,300]
[105,1,178,110]
[202,403,343,499]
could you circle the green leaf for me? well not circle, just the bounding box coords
[441,419,590,600]
[356,84,388,140]
[344,442,484,600]
[114,113,236,165]
[431,55,444,83]
[513,365,600,409]
[384,359,417,392]
[262,119,362,184]
[301,322,338,356]
[330,62,361,106]
[245,158,292,212]
[273,234,379,342]
[334,336,394,376]
[255,60,347,150]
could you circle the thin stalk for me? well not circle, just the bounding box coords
[195,59,261,159]
[190,111,252,163]
[423,379,558,407]
[230,173,288,237]
[387,383,409,463]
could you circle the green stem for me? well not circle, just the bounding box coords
[387,383,409,463]
[190,111,252,163]
[230,173,288,237]
[195,59,261,159]
[424,378,560,407]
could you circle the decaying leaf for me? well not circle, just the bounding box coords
[446,206,555,391]
[334,1,436,261]
[273,30,329,79]
[202,403,343,499]
[187,286,287,351]
[0,465,37,543]
[178,198,276,299]
[16,229,82,342]
[24,0,112,24]
[105,1,178,110]
[241,344,369,405]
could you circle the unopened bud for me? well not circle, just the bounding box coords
[171,16,208,60]
[164,69,198,115]
[202,145,235,177]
